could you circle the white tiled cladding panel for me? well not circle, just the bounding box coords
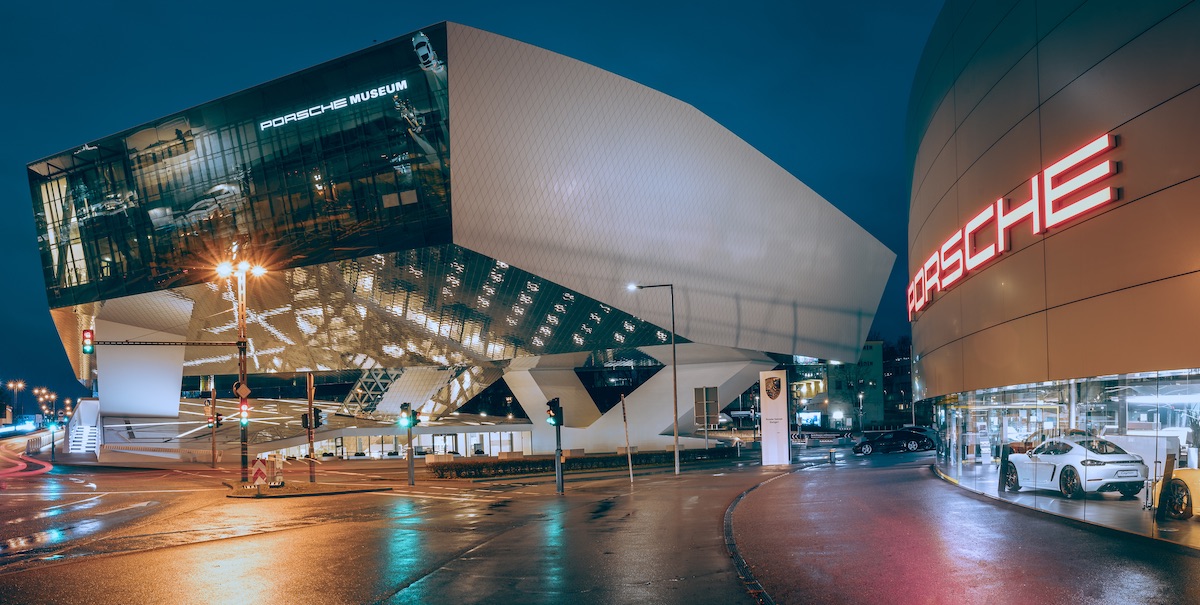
[445,23,893,362]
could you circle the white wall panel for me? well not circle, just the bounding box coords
[446,23,893,362]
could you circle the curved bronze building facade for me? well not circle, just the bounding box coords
[909,0,1200,501]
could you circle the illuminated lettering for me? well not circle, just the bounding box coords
[996,174,1040,253]
[260,80,405,131]
[922,251,940,306]
[1044,133,1116,228]
[907,133,1118,318]
[939,229,964,290]
[964,204,996,272]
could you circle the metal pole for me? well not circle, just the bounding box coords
[406,423,415,486]
[555,420,564,494]
[670,284,679,475]
[307,372,316,483]
[621,394,633,486]
[238,272,248,484]
[50,405,56,462]
[210,375,217,469]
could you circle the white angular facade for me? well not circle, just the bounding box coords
[29,22,891,454]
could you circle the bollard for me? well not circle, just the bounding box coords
[828,448,836,464]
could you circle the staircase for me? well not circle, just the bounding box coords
[68,425,100,454]
[65,397,102,456]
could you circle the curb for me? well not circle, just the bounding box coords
[723,460,824,605]
[224,483,394,499]
[928,463,1200,558]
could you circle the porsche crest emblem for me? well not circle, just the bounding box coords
[765,377,782,400]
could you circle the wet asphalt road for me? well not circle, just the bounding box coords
[734,450,1200,605]
[0,452,775,605]
[6,441,1200,604]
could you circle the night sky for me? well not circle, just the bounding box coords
[0,1,943,402]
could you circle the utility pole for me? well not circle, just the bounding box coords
[406,406,415,486]
[210,375,217,469]
[237,271,249,484]
[621,394,633,486]
[307,372,316,483]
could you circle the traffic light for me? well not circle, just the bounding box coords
[239,402,249,426]
[313,408,324,428]
[82,329,95,355]
[397,403,412,428]
[302,413,311,429]
[215,414,224,427]
[545,398,562,426]
[207,416,215,428]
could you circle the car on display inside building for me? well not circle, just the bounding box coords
[1003,437,1148,499]
[1153,466,1200,520]
[1007,427,1091,454]
[853,429,935,455]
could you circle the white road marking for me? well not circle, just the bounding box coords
[45,494,105,510]
[97,501,152,516]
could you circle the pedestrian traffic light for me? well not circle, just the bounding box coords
[545,398,562,426]
[81,329,95,355]
[239,402,249,426]
[313,408,324,428]
[301,413,310,429]
[215,414,224,427]
[207,415,215,428]
[397,403,412,428]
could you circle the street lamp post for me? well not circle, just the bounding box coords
[6,380,24,419]
[217,259,266,484]
[628,282,679,475]
[858,391,864,432]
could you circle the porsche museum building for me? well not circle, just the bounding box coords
[908,0,1200,523]
[28,23,892,461]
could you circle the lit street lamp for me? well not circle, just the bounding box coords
[217,259,267,484]
[6,380,24,417]
[858,391,864,432]
[628,282,679,475]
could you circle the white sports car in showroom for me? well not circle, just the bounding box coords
[1003,437,1148,499]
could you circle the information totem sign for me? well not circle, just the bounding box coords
[760,370,790,465]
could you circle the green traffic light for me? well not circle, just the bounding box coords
[82,344,94,354]
[398,414,412,428]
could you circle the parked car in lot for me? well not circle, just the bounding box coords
[853,430,935,455]
[1003,437,1148,499]
[903,425,940,444]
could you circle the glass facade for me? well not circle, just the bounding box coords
[28,25,451,309]
[932,368,1200,531]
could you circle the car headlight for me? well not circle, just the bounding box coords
[1080,459,1106,466]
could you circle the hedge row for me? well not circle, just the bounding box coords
[426,447,742,479]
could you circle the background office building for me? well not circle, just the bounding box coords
[907,0,1200,506]
[29,23,892,461]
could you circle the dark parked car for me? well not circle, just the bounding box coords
[853,430,935,455]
